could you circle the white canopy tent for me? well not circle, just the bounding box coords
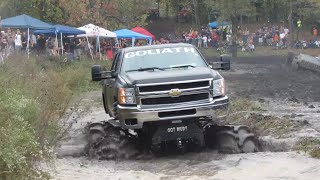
[76,24,117,60]
[77,24,117,38]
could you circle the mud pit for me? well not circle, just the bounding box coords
[50,55,320,180]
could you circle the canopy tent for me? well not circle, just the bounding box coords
[131,26,155,40]
[114,29,152,47]
[77,24,116,38]
[75,24,116,60]
[0,14,53,58]
[34,25,86,55]
[0,14,53,29]
[34,24,85,35]
[208,21,230,28]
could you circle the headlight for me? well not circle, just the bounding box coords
[212,78,225,97]
[118,88,136,104]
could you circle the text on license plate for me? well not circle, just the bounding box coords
[167,126,188,133]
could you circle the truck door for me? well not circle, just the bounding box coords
[106,53,120,118]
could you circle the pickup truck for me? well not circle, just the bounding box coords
[88,43,256,159]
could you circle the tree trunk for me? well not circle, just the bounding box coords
[231,16,238,58]
[288,0,294,48]
[192,0,200,26]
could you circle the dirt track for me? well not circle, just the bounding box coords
[50,55,320,180]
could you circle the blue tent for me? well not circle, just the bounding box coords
[34,25,86,36]
[1,14,53,29]
[114,29,152,46]
[208,21,230,28]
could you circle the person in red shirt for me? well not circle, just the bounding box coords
[273,33,279,42]
[211,31,219,48]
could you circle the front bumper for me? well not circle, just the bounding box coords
[117,96,229,129]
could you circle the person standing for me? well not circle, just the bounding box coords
[202,35,208,48]
[1,32,8,54]
[74,38,82,59]
[30,32,37,51]
[197,34,202,48]
[37,35,46,55]
[7,32,14,53]
[21,31,28,52]
[106,41,113,60]
[296,19,302,40]
[14,29,22,52]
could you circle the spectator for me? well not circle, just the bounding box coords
[1,32,8,52]
[74,38,82,59]
[106,41,113,60]
[202,35,208,48]
[63,35,71,53]
[36,35,46,54]
[21,31,28,51]
[15,29,22,52]
[7,32,14,53]
[197,34,202,48]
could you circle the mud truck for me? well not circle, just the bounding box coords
[287,52,320,73]
[88,43,258,159]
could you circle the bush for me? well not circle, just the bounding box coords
[0,55,105,179]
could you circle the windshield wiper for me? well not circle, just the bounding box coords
[126,67,165,72]
[170,64,196,69]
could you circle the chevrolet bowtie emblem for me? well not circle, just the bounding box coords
[168,89,182,97]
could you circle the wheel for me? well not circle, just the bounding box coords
[205,125,259,154]
[85,122,140,160]
[291,61,299,70]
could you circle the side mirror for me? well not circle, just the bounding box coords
[220,54,231,70]
[91,65,112,81]
[210,54,231,71]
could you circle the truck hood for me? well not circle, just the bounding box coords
[122,67,221,86]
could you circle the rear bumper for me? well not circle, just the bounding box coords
[117,96,229,129]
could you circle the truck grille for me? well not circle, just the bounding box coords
[139,81,210,92]
[141,93,209,105]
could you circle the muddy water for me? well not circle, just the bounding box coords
[51,56,320,179]
[51,152,320,180]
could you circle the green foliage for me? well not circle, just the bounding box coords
[227,98,298,137]
[0,56,101,179]
[294,138,320,158]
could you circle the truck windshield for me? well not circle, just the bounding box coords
[122,47,208,73]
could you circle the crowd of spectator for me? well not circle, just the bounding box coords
[0,27,131,60]
[1,23,319,62]
[180,24,319,52]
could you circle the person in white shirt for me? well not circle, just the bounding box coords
[284,28,289,35]
[280,32,285,40]
[14,29,22,52]
[202,35,208,48]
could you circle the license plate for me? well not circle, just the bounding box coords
[167,126,188,133]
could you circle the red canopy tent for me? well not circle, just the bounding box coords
[131,26,156,40]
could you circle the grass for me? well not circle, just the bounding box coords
[294,138,320,159]
[0,55,109,179]
[227,98,297,137]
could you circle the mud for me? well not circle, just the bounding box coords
[51,55,320,179]
[219,56,320,102]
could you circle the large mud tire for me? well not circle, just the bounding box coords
[85,122,139,160]
[205,125,259,154]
